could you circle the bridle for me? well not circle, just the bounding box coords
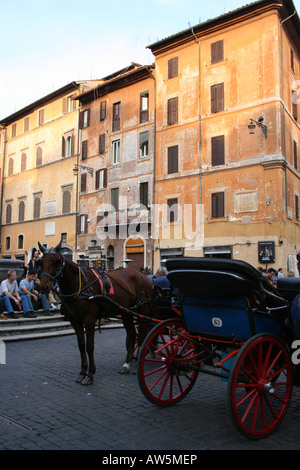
[40,248,65,284]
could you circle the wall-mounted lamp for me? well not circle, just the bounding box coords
[73,164,94,177]
[248,117,268,138]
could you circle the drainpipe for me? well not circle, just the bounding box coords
[280,10,296,214]
[0,124,7,253]
[191,29,203,206]
[74,105,81,262]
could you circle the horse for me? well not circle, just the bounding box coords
[38,241,153,385]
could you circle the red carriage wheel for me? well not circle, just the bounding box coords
[137,318,201,407]
[228,333,293,439]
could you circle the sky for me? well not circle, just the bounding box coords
[1,0,300,120]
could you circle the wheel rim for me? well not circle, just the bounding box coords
[229,334,293,439]
[137,319,200,406]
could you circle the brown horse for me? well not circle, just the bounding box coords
[38,241,153,385]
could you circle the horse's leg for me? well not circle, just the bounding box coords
[119,314,136,374]
[80,316,96,385]
[69,317,88,383]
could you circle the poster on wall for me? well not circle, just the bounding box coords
[258,241,275,263]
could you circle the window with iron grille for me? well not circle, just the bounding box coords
[211,192,224,218]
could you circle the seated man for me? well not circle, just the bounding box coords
[0,270,23,319]
[19,270,52,317]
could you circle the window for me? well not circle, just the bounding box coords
[21,153,27,172]
[296,194,299,221]
[112,140,120,165]
[168,57,178,79]
[18,200,25,222]
[24,117,29,132]
[100,101,106,121]
[167,198,178,222]
[61,233,67,243]
[99,134,105,154]
[63,95,76,113]
[33,196,41,219]
[140,92,149,123]
[6,204,12,224]
[211,83,224,113]
[291,49,295,73]
[292,90,298,121]
[81,173,87,193]
[62,190,71,214]
[8,158,14,176]
[11,123,16,138]
[80,215,87,233]
[36,147,43,167]
[111,188,119,212]
[38,109,45,125]
[139,131,149,158]
[82,140,88,160]
[18,235,24,250]
[168,145,178,174]
[294,140,298,170]
[62,135,74,157]
[140,182,148,207]
[212,192,224,218]
[5,236,10,251]
[95,169,107,190]
[112,102,121,132]
[79,109,90,129]
[211,135,225,166]
[167,97,178,125]
[211,40,224,64]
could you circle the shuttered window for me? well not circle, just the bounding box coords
[82,140,88,160]
[100,101,106,121]
[140,92,149,123]
[211,40,224,64]
[18,201,25,222]
[211,136,225,166]
[168,57,178,79]
[95,169,107,190]
[211,83,224,113]
[292,91,298,121]
[212,192,224,218]
[24,117,29,132]
[81,173,87,193]
[99,134,105,154]
[112,102,121,132]
[79,109,90,129]
[168,145,178,174]
[38,109,45,125]
[167,97,178,125]
[296,194,299,221]
[140,182,148,207]
[21,153,27,172]
[294,140,298,170]
[33,197,41,220]
[62,191,71,214]
[36,147,43,167]
[6,204,12,224]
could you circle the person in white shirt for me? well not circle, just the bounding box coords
[0,270,22,319]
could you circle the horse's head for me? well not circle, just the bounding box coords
[38,241,64,292]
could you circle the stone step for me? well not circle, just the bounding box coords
[0,313,123,342]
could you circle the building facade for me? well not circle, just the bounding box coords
[0,81,101,262]
[75,64,155,271]
[149,0,300,275]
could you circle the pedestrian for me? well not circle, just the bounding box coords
[28,248,42,279]
[277,268,284,279]
[19,269,53,317]
[266,268,276,285]
[0,270,23,319]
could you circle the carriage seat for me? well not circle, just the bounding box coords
[277,278,300,301]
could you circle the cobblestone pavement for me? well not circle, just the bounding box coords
[1,328,300,451]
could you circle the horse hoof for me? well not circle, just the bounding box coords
[81,375,94,385]
[119,366,130,374]
[76,374,86,383]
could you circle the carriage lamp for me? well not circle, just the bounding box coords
[248,117,268,138]
[73,164,94,176]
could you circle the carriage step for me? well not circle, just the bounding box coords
[0,314,123,342]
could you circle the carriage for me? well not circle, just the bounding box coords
[136,257,300,439]
[39,243,300,439]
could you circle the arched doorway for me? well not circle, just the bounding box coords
[125,237,145,270]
